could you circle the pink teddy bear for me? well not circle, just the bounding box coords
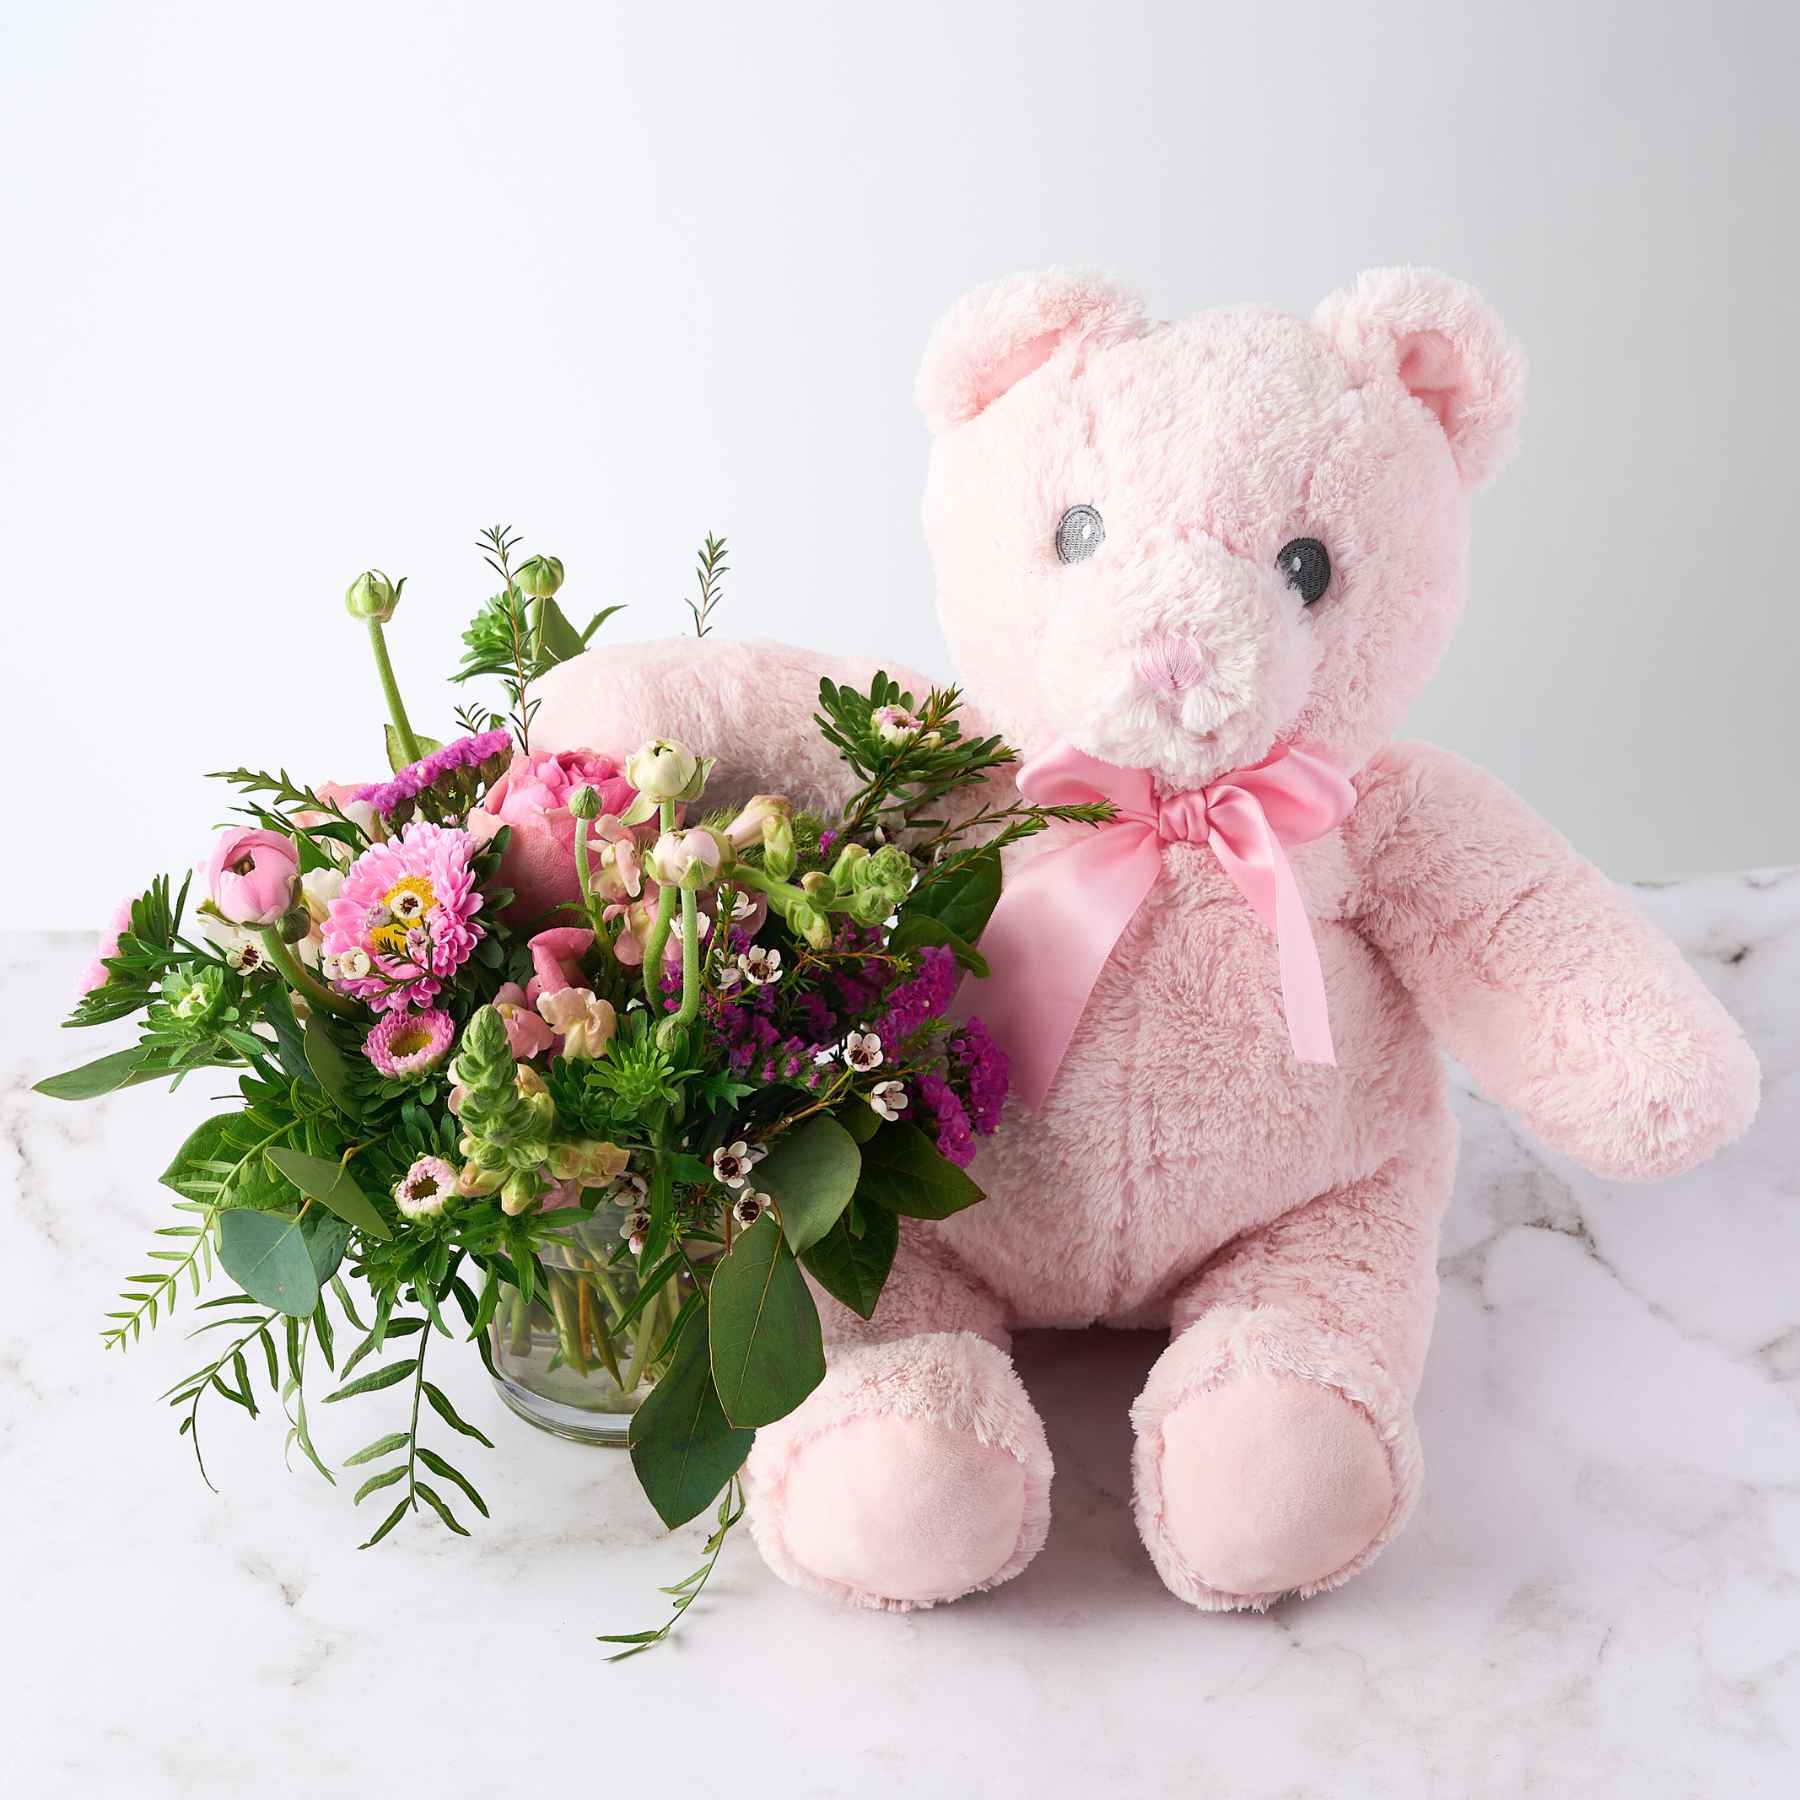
[531,267,1760,1615]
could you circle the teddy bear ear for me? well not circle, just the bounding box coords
[916,268,1147,435]
[1314,267,1527,486]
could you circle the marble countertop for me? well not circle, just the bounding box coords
[3,872,1796,1799]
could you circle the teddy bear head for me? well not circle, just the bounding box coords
[916,267,1526,789]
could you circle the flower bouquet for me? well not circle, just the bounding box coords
[37,528,1107,1654]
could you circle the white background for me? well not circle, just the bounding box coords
[3,0,1795,928]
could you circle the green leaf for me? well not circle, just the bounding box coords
[385,726,444,773]
[323,1357,418,1403]
[855,1122,985,1220]
[887,911,989,978]
[359,1497,410,1549]
[534,596,587,663]
[265,1147,392,1242]
[910,844,1002,943]
[839,1100,881,1144]
[800,1203,899,1320]
[160,1112,294,1212]
[422,1381,494,1448]
[302,1209,351,1286]
[354,1465,407,1505]
[33,1047,153,1101]
[417,1447,490,1518]
[344,1431,409,1467]
[707,1213,826,1429]
[302,1015,358,1115]
[579,603,627,645]
[757,1115,861,1255]
[217,1209,319,1317]
[629,1307,755,1529]
[414,1480,470,1536]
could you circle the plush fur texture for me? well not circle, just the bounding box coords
[532,266,1759,1617]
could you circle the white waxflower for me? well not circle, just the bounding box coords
[715,963,742,993]
[611,1174,649,1206]
[867,1080,906,1122]
[337,946,372,980]
[726,889,757,923]
[738,945,782,986]
[732,1191,768,1229]
[812,1044,838,1066]
[843,1031,884,1073]
[712,1140,757,1189]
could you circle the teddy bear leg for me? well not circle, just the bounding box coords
[746,1225,1051,1611]
[1132,1125,1455,1611]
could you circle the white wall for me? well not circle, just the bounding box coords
[4,0,1795,928]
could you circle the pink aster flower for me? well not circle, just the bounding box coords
[322,821,486,1013]
[394,1155,458,1221]
[363,1006,455,1078]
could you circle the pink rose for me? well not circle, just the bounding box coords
[206,828,300,927]
[77,894,140,995]
[471,749,637,923]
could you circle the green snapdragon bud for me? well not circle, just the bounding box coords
[515,555,565,599]
[567,783,601,821]
[788,900,833,949]
[761,813,796,880]
[345,569,400,623]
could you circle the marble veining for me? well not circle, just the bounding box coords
[2,871,1795,1798]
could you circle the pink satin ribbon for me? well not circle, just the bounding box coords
[968,740,1357,1109]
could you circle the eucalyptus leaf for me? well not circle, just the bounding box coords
[630,1307,755,1529]
[385,726,444,773]
[534,596,588,663]
[855,1123,985,1220]
[217,1210,319,1317]
[302,1014,357,1115]
[708,1214,826,1429]
[265,1147,392,1242]
[910,845,1002,944]
[33,1047,153,1101]
[887,911,989,978]
[757,1116,861,1255]
[800,1202,898,1321]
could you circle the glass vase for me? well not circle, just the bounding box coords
[488,1207,688,1446]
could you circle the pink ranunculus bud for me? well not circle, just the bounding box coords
[206,828,302,927]
[722,794,792,852]
[646,827,725,891]
[76,893,141,995]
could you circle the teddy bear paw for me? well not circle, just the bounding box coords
[747,1332,1051,1611]
[1131,1309,1419,1610]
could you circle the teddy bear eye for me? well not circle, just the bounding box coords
[1055,505,1105,565]
[1277,537,1331,606]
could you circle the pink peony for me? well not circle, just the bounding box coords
[469,748,637,922]
[322,821,486,1013]
[77,894,140,995]
[206,828,300,927]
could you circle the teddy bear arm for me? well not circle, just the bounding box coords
[1345,741,1759,1180]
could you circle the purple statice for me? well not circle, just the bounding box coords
[818,828,838,856]
[949,1016,1009,1135]
[793,988,836,1043]
[916,1070,977,1168]
[874,944,959,1049]
[354,730,513,817]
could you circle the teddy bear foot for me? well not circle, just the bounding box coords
[1130,1307,1420,1610]
[746,1331,1052,1611]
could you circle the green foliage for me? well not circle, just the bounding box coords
[685,532,729,638]
[598,1474,746,1662]
[707,1213,826,1428]
[757,1115,861,1254]
[217,1207,346,1317]
[905,844,1003,944]
[265,1147,392,1241]
[628,1306,754,1529]
[799,1201,898,1321]
[60,875,190,1028]
[856,1122,985,1220]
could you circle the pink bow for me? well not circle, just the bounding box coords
[969,740,1356,1109]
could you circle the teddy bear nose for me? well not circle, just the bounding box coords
[1136,635,1208,693]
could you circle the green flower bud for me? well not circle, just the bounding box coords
[799,870,836,902]
[567,783,601,821]
[345,569,400,623]
[788,900,833,949]
[847,888,893,927]
[828,842,870,887]
[514,554,564,599]
[276,903,312,944]
[625,737,701,802]
[761,813,796,880]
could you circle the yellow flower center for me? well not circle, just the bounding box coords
[390,1026,433,1058]
[372,875,437,954]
